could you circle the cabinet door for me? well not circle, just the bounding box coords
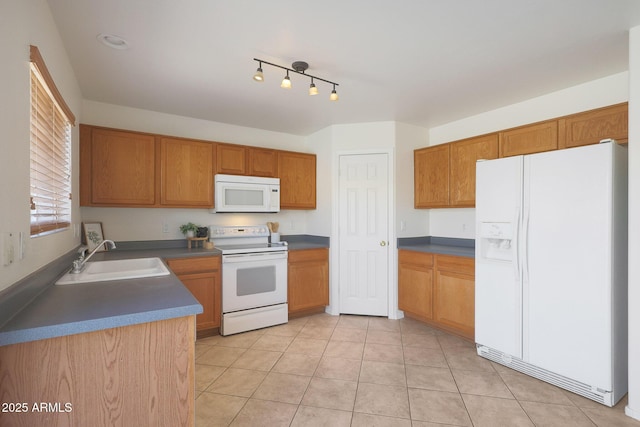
[248,148,278,177]
[499,120,558,157]
[434,255,475,339]
[414,144,449,208]
[277,151,316,209]
[160,138,214,207]
[288,248,329,313]
[84,127,156,206]
[398,251,434,321]
[179,272,218,330]
[449,134,498,207]
[558,103,628,149]
[216,143,247,175]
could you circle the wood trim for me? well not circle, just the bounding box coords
[29,45,76,125]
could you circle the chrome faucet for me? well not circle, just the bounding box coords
[71,240,116,273]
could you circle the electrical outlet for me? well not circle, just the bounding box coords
[162,223,170,233]
[400,220,406,231]
[462,223,467,232]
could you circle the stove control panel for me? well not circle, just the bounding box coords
[209,225,270,239]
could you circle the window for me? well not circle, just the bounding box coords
[29,45,75,237]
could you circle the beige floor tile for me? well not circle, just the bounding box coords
[402,332,441,349]
[206,367,267,397]
[217,330,264,348]
[336,314,370,330]
[366,330,402,345]
[301,377,358,411]
[409,388,472,426]
[195,392,247,427]
[324,340,365,360]
[520,401,596,426]
[411,421,459,427]
[359,360,406,387]
[368,317,401,332]
[286,337,328,356]
[442,345,495,372]
[500,371,575,405]
[436,332,475,350]
[403,346,448,368]
[399,318,438,335]
[305,313,340,328]
[451,369,514,399]
[291,405,353,427]
[195,364,226,391]
[252,372,311,404]
[581,406,640,427]
[331,327,367,343]
[198,334,224,345]
[363,343,404,364]
[197,346,247,367]
[250,334,294,352]
[462,394,534,427]
[231,348,283,371]
[230,398,297,427]
[354,382,410,419]
[351,412,412,427]
[196,343,215,359]
[264,321,306,337]
[315,356,362,381]
[405,365,458,392]
[298,325,335,340]
[272,352,321,376]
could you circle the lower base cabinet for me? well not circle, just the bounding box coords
[288,248,329,316]
[398,250,475,339]
[166,256,221,337]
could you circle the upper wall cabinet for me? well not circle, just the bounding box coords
[558,102,628,149]
[160,138,214,207]
[499,120,558,157]
[248,148,278,177]
[278,151,316,209]
[449,134,498,207]
[216,143,247,175]
[80,126,156,206]
[414,144,450,208]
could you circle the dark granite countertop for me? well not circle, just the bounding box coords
[397,236,475,258]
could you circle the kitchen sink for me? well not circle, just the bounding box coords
[55,257,170,285]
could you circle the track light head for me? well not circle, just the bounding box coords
[253,64,264,82]
[330,85,339,101]
[281,70,291,89]
[309,79,318,96]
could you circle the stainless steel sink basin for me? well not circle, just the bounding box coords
[55,257,170,285]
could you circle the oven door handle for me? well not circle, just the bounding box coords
[222,252,288,263]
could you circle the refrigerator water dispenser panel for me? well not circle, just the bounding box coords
[479,222,514,262]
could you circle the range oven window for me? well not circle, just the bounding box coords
[236,266,276,296]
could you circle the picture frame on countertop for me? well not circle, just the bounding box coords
[82,222,106,252]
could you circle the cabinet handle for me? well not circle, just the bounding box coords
[380,241,387,247]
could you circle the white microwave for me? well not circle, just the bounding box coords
[213,174,280,213]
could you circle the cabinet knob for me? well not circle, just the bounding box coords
[380,241,387,247]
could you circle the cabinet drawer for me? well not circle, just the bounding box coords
[288,248,328,263]
[435,255,474,275]
[398,250,433,268]
[166,256,220,275]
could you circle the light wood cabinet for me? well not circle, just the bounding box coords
[216,143,247,175]
[558,102,628,149]
[0,316,195,426]
[398,250,434,322]
[166,256,221,337]
[414,144,450,208]
[248,147,278,177]
[499,119,558,157]
[278,151,317,209]
[449,134,498,206]
[160,137,214,207]
[80,125,156,206]
[433,255,475,339]
[288,248,329,316]
[398,249,475,339]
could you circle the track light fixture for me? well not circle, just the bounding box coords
[253,58,339,101]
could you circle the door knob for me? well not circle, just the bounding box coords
[380,241,387,247]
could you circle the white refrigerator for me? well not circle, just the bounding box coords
[475,141,628,406]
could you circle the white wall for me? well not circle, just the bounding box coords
[306,126,333,236]
[626,25,640,422]
[428,72,630,239]
[0,0,83,292]
[81,101,310,240]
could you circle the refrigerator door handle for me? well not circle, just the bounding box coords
[513,207,520,281]
[523,209,530,283]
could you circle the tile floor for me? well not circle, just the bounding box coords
[194,314,639,426]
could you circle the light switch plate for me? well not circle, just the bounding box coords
[2,232,15,266]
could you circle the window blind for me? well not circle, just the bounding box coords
[29,45,75,237]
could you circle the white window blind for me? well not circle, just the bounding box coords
[29,45,75,237]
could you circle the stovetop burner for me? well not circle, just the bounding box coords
[209,225,288,254]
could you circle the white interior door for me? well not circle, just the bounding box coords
[338,153,389,316]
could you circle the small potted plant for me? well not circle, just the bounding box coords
[179,222,199,238]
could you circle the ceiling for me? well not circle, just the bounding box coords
[47,0,640,136]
